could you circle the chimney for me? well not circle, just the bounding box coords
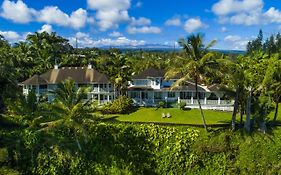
[87,63,92,69]
[54,58,59,69]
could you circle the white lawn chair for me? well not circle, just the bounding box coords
[167,113,171,118]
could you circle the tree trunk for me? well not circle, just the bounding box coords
[75,133,82,151]
[231,87,240,131]
[31,149,34,168]
[195,79,207,131]
[0,95,5,113]
[240,106,244,126]
[273,101,279,124]
[244,89,252,132]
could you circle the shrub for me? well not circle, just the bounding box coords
[101,96,134,114]
[178,101,186,110]
[158,101,166,108]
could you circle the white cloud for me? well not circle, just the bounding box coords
[212,0,263,16]
[224,35,241,42]
[127,26,161,34]
[211,0,281,26]
[0,30,26,43]
[165,17,181,26]
[0,1,89,29]
[212,0,264,25]
[221,27,227,32]
[184,18,206,33]
[69,8,88,29]
[70,32,145,47]
[87,0,131,31]
[87,0,130,10]
[130,17,151,26]
[263,7,281,23]
[38,24,53,34]
[37,6,69,26]
[0,0,36,23]
[135,1,142,8]
[37,7,87,29]
[109,31,122,37]
[87,16,95,24]
[224,35,249,50]
[0,30,21,41]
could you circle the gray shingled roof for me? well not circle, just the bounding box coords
[207,84,226,91]
[133,67,166,79]
[21,67,110,85]
[21,74,48,85]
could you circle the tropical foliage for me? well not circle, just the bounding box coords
[0,30,281,174]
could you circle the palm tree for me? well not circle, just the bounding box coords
[41,79,96,151]
[0,42,17,113]
[242,52,269,132]
[165,34,217,131]
[98,51,133,97]
[8,90,45,128]
[262,54,281,124]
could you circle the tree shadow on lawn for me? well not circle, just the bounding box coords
[99,115,120,122]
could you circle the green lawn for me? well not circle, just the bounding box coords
[101,104,281,125]
[104,108,233,125]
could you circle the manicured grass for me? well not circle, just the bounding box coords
[101,103,281,125]
[105,108,233,125]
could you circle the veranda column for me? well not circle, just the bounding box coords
[191,92,194,104]
[37,85,40,101]
[107,84,110,102]
[98,94,100,104]
[152,91,155,104]
[214,92,224,105]
[139,91,142,104]
[204,92,211,105]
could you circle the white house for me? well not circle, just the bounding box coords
[20,66,234,111]
[20,65,114,103]
[127,67,234,111]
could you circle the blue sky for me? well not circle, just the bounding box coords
[0,0,281,50]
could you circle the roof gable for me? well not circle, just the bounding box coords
[21,67,110,85]
[133,67,165,79]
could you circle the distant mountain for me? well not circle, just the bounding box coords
[98,44,246,54]
[210,49,246,55]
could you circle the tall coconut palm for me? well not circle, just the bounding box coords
[242,52,269,132]
[165,34,217,131]
[220,56,246,131]
[98,51,133,97]
[41,79,96,150]
[262,54,281,124]
[0,42,17,113]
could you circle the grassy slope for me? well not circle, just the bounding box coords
[104,104,281,125]
[110,108,232,125]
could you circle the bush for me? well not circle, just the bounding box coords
[101,96,134,114]
[178,101,186,110]
[158,101,166,108]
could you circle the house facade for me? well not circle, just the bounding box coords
[20,65,114,103]
[21,66,234,111]
[127,68,234,111]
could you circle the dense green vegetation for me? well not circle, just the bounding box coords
[0,30,281,174]
[2,120,281,174]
